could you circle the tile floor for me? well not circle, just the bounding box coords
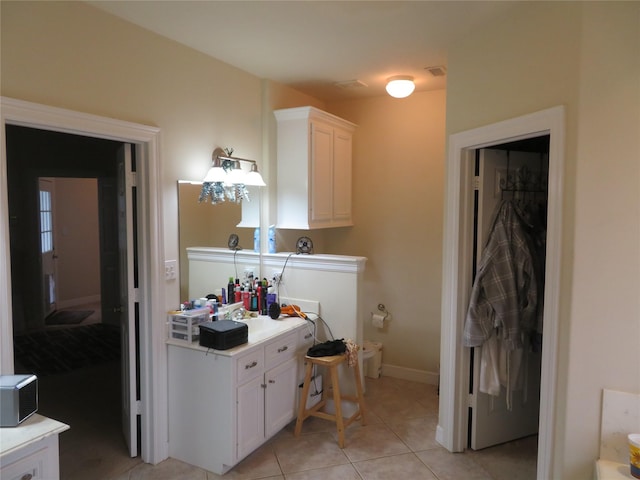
[37,353,537,480]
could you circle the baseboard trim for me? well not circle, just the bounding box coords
[381,363,440,386]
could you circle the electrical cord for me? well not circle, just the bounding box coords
[233,248,239,280]
[274,252,295,297]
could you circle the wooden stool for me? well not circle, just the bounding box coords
[294,352,366,448]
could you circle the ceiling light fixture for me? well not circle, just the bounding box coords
[385,75,415,98]
[200,147,266,204]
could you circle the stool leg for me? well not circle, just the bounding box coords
[295,359,314,437]
[330,364,345,448]
[352,357,367,426]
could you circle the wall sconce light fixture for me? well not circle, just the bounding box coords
[200,147,266,204]
[385,75,415,98]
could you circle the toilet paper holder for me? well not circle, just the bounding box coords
[371,304,390,327]
[376,303,389,319]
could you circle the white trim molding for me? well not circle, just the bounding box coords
[437,106,565,480]
[0,97,168,465]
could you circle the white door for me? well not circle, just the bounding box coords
[469,148,547,450]
[38,178,57,318]
[117,144,139,457]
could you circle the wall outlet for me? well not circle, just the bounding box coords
[271,270,283,285]
[164,260,177,281]
[243,268,255,281]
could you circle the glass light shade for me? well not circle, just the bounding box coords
[244,163,266,186]
[243,171,266,186]
[226,161,246,185]
[385,76,415,98]
[203,166,226,183]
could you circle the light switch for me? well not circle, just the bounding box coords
[164,260,177,281]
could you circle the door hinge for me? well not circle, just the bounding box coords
[133,288,141,303]
[472,176,480,191]
[135,400,142,415]
[128,171,137,187]
[468,393,475,408]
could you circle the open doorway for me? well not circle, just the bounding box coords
[437,106,565,480]
[1,96,166,466]
[7,126,142,477]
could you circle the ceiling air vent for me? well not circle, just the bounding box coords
[425,66,447,77]
[334,79,368,89]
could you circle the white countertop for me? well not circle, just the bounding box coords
[596,459,634,479]
[0,414,69,458]
[166,315,308,356]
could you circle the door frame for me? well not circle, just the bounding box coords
[436,106,565,480]
[0,96,168,464]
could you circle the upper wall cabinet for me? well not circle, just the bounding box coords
[274,106,356,229]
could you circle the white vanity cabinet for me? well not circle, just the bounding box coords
[168,318,307,475]
[274,106,356,229]
[236,330,299,460]
[0,415,69,480]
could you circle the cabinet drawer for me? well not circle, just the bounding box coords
[236,348,264,385]
[265,331,298,369]
[1,444,53,480]
[298,326,314,352]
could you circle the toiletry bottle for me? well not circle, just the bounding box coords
[227,277,235,304]
[257,284,263,315]
[253,227,260,253]
[242,286,250,310]
[251,290,258,311]
[234,281,241,303]
[268,225,276,254]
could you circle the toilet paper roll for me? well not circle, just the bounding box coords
[372,313,386,328]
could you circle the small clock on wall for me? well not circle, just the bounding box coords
[296,236,313,255]
[228,233,240,250]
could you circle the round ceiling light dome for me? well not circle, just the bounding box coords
[385,75,415,98]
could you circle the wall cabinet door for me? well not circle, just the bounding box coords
[332,127,353,222]
[264,356,298,438]
[310,121,334,224]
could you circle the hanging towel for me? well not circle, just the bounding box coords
[463,200,538,351]
[479,331,501,397]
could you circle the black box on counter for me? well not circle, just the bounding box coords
[199,320,248,350]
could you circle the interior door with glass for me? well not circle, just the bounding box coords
[469,148,546,450]
[38,178,57,319]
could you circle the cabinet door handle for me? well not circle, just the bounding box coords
[21,474,34,480]
[277,345,288,353]
[304,333,312,340]
[268,379,275,384]
[245,361,258,369]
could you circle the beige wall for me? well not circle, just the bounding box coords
[446,2,640,478]
[3,1,639,477]
[53,178,101,306]
[327,92,446,374]
[1,1,263,313]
